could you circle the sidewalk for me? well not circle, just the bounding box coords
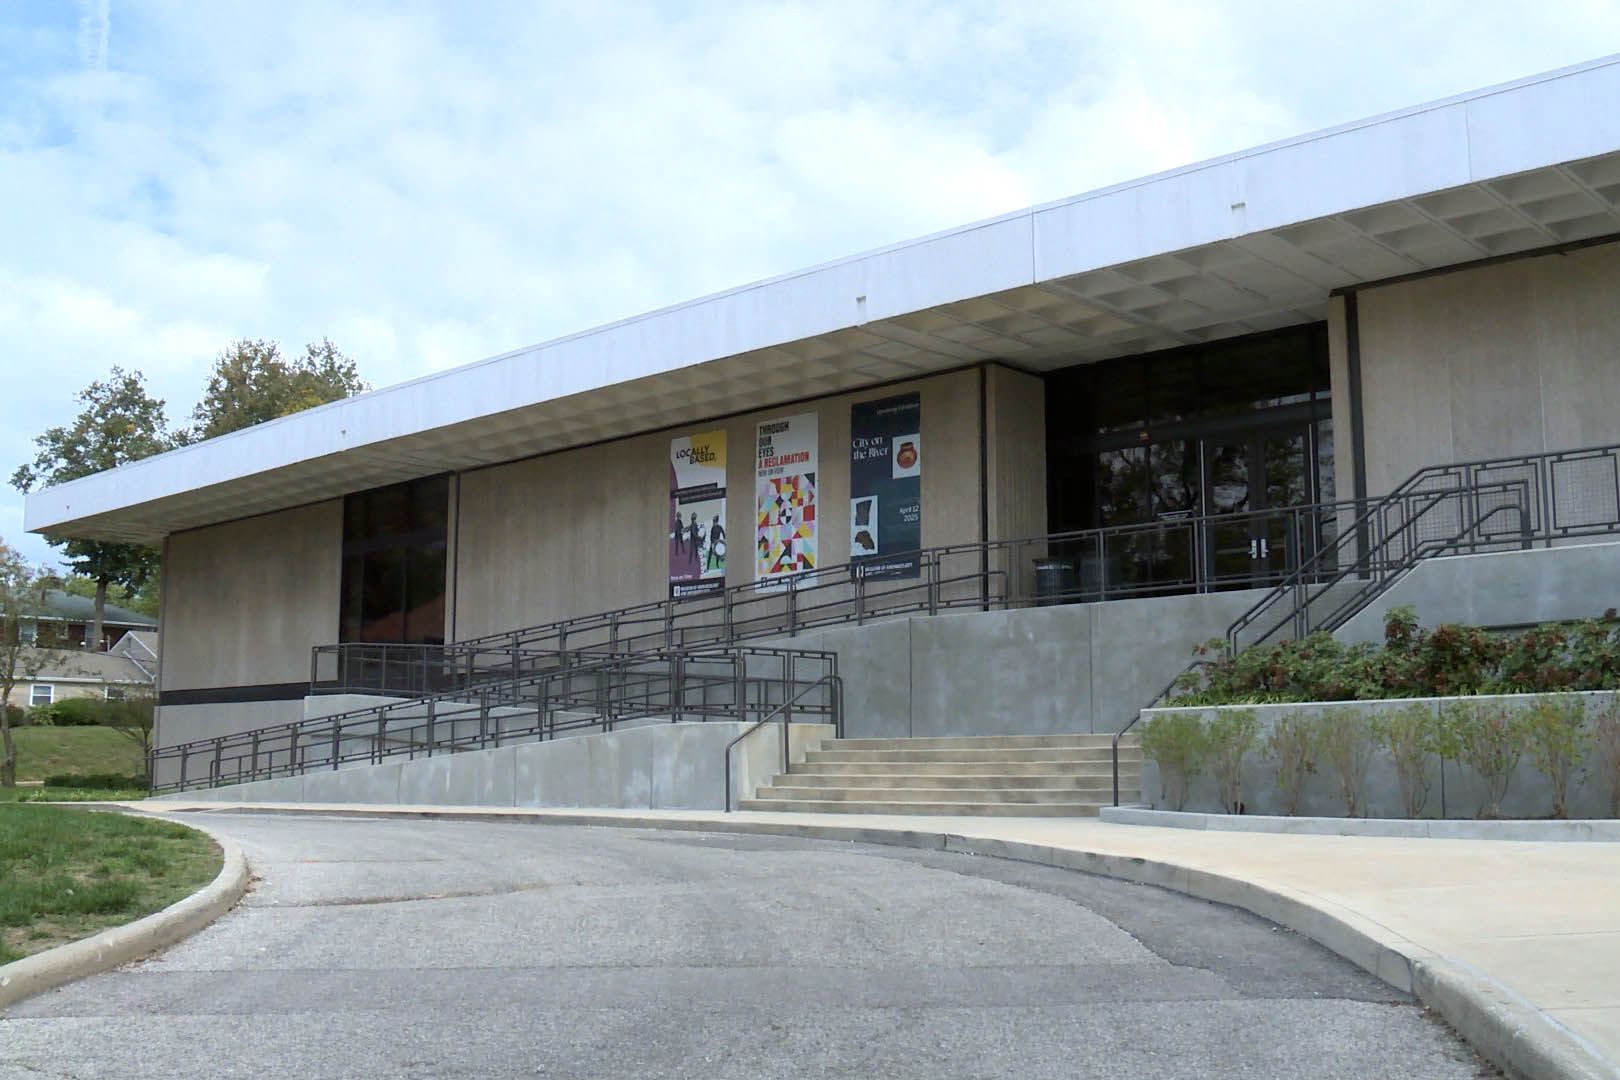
[136,800,1620,1080]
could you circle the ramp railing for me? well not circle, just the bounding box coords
[313,496,1377,696]
[154,645,840,795]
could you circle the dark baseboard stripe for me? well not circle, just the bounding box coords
[159,683,308,707]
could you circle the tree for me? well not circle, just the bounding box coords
[11,369,171,652]
[59,573,160,620]
[0,542,57,787]
[186,337,366,442]
[102,691,157,780]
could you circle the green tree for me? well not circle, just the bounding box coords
[59,573,160,620]
[11,369,170,652]
[186,337,366,442]
[0,542,58,787]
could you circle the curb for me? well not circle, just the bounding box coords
[1100,805,1620,842]
[156,801,1615,1080]
[0,807,250,1010]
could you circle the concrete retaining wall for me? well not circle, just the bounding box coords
[158,721,835,811]
[762,588,1292,737]
[1138,692,1619,820]
[1336,540,1620,644]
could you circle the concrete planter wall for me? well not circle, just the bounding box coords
[1138,692,1619,820]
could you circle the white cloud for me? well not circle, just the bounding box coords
[2,0,1619,568]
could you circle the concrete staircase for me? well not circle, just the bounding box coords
[738,734,1139,816]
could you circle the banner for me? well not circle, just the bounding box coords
[755,413,818,584]
[668,430,727,599]
[849,393,922,579]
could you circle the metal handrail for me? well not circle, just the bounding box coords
[313,495,1377,696]
[722,673,844,812]
[1227,479,1533,651]
[153,644,839,794]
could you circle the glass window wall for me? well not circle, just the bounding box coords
[339,476,449,644]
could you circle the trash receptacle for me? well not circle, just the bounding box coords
[1031,557,1077,606]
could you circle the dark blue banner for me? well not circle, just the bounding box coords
[849,393,921,579]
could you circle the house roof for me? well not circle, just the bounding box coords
[17,647,155,686]
[111,630,160,660]
[36,589,157,629]
[24,54,1620,546]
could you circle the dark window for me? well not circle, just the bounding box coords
[339,476,449,644]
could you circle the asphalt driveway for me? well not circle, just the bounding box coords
[0,813,1496,1079]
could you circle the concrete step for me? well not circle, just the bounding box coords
[805,747,1140,764]
[828,735,1126,751]
[792,760,1138,777]
[756,785,1121,803]
[737,798,1106,817]
[778,771,1131,789]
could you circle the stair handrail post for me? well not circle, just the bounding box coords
[928,552,940,616]
[375,709,387,764]
[672,653,685,724]
[329,717,340,772]
[425,699,436,758]
[250,730,261,778]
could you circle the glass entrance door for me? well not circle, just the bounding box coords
[1204,426,1311,587]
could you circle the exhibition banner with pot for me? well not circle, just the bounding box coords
[755,413,818,585]
[668,430,727,599]
[849,393,922,579]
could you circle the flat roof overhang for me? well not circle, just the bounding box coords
[27,54,1620,545]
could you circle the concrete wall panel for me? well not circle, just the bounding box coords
[162,500,342,691]
[1355,241,1620,494]
[986,365,1047,542]
[155,701,303,756]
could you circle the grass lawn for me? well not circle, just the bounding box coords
[8,725,146,782]
[0,786,150,803]
[0,805,220,964]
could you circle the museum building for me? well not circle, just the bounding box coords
[24,57,1620,808]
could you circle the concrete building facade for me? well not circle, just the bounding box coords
[25,57,1620,758]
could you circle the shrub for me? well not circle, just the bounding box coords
[1315,707,1376,817]
[1206,709,1259,814]
[1521,696,1588,818]
[1265,710,1317,816]
[1371,703,1439,818]
[28,698,108,727]
[1138,712,1209,812]
[1169,609,1620,707]
[41,772,148,791]
[3,704,23,729]
[1443,700,1526,819]
[1591,700,1620,818]
[1414,623,1503,697]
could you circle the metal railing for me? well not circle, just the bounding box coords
[1111,441,1620,805]
[722,673,842,812]
[154,645,841,795]
[313,496,1376,696]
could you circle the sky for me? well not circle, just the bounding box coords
[2,0,1619,569]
